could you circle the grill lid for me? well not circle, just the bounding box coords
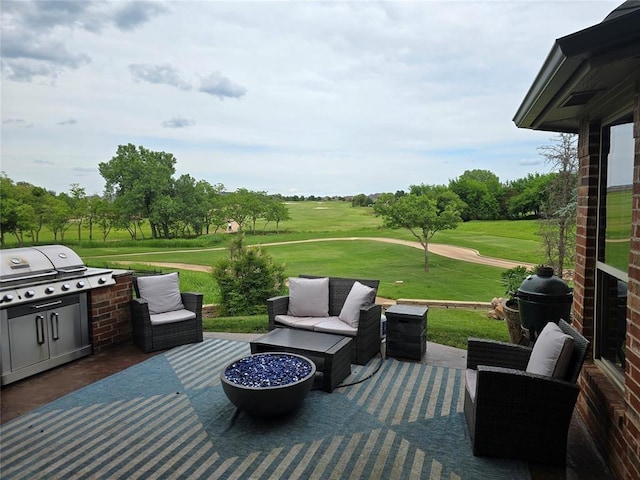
[0,245,86,285]
[0,247,56,284]
[32,245,86,274]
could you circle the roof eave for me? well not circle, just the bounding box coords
[512,43,583,130]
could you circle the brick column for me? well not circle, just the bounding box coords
[573,119,602,339]
[623,81,640,480]
[88,271,133,352]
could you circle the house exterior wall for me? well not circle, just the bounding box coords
[574,81,640,480]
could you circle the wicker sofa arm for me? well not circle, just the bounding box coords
[467,338,532,371]
[131,298,151,325]
[358,303,382,331]
[267,295,290,330]
[474,365,580,438]
[181,292,203,315]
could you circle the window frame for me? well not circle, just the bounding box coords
[594,114,633,388]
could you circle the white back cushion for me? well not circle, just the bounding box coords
[526,322,574,379]
[339,281,376,328]
[137,272,185,315]
[287,277,329,317]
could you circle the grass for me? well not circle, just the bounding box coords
[91,240,504,302]
[10,200,543,347]
[201,308,509,350]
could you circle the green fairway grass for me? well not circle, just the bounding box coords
[18,200,549,347]
[202,307,509,350]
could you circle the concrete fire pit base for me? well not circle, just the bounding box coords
[221,352,316,417]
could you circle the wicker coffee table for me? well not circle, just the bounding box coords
[250,329,352,392]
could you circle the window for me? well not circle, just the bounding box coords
[596,121,633,379]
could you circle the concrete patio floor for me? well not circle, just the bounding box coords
[0,333,614,479]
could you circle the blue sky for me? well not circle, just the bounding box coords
[1,0,621,197]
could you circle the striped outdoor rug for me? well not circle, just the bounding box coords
[0,339,530,479]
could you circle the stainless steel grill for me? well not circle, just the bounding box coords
[0,245,116,385]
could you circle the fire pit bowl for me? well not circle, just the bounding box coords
[221,352,316,417]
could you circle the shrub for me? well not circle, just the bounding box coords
[212,234,286,315]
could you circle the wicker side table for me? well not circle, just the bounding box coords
[385,305,428,360]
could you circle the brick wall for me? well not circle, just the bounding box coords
[624,84,640,480]
[574,84,640,480]
[88,271,133,352]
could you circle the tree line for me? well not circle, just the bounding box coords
[352,168,562,222]
[0,144,291,247]
[1,134,577,277]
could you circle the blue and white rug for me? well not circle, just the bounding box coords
[0,339,530,479]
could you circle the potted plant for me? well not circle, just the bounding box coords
[500,266,533,346]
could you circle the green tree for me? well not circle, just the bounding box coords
[351,193,370,207]
[204,183,227,234]
[263,198,291,233]
[449,169,503,220]
[174,175,212,236]
[0,174,18,247]
[47,197,72,242]
[99,144,176,239]
[374,185,464,271]
[212,234,286,315]
[69,183,87,242]
[95,197,116,242]
[505,173,553,219]
[222,188,255,232]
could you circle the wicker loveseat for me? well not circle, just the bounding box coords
[464,319,589,466]
[267,275,382,365]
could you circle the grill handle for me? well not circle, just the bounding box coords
[0,271,57,285]
[51,312,60,340]
[36,315,45,345]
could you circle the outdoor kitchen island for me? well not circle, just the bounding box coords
[0,245,131,386]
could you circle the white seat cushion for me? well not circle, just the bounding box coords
[314,317,357,336]
[137,273,185,315]
[150,309,196,325]
[465,369,477,402]
[287,277,330,317]
[339,281,376,328]
[526,322,574,379]
[274,315,326,331]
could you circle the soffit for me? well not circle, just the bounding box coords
[514,8,640,133]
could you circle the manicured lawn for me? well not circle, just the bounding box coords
[20,200,546,347]
[202,307,509,350]
[90,240,504,303]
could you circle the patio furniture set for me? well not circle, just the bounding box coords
[130,271,589,466]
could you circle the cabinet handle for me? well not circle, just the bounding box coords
[51,312,60,340]
[36,315,45,344]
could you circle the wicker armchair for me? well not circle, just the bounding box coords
[463,319,590,466]
[267,275,382,365]
[131,273,203,353]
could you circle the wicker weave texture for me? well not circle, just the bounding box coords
[463,319,589,466]
[131,276,204,353]
[267,275,382,365]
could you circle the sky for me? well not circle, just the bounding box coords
[1,0,623,197]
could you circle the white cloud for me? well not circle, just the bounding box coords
[0,0,621,196]
[199,72,247,99]
[162,116,196,129]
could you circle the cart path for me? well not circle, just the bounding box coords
[99,237,535,271]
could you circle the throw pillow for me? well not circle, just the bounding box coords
[136,272,185,315]
[339,281,376,328]
[287,277,330,317]
[526,321,574,379]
